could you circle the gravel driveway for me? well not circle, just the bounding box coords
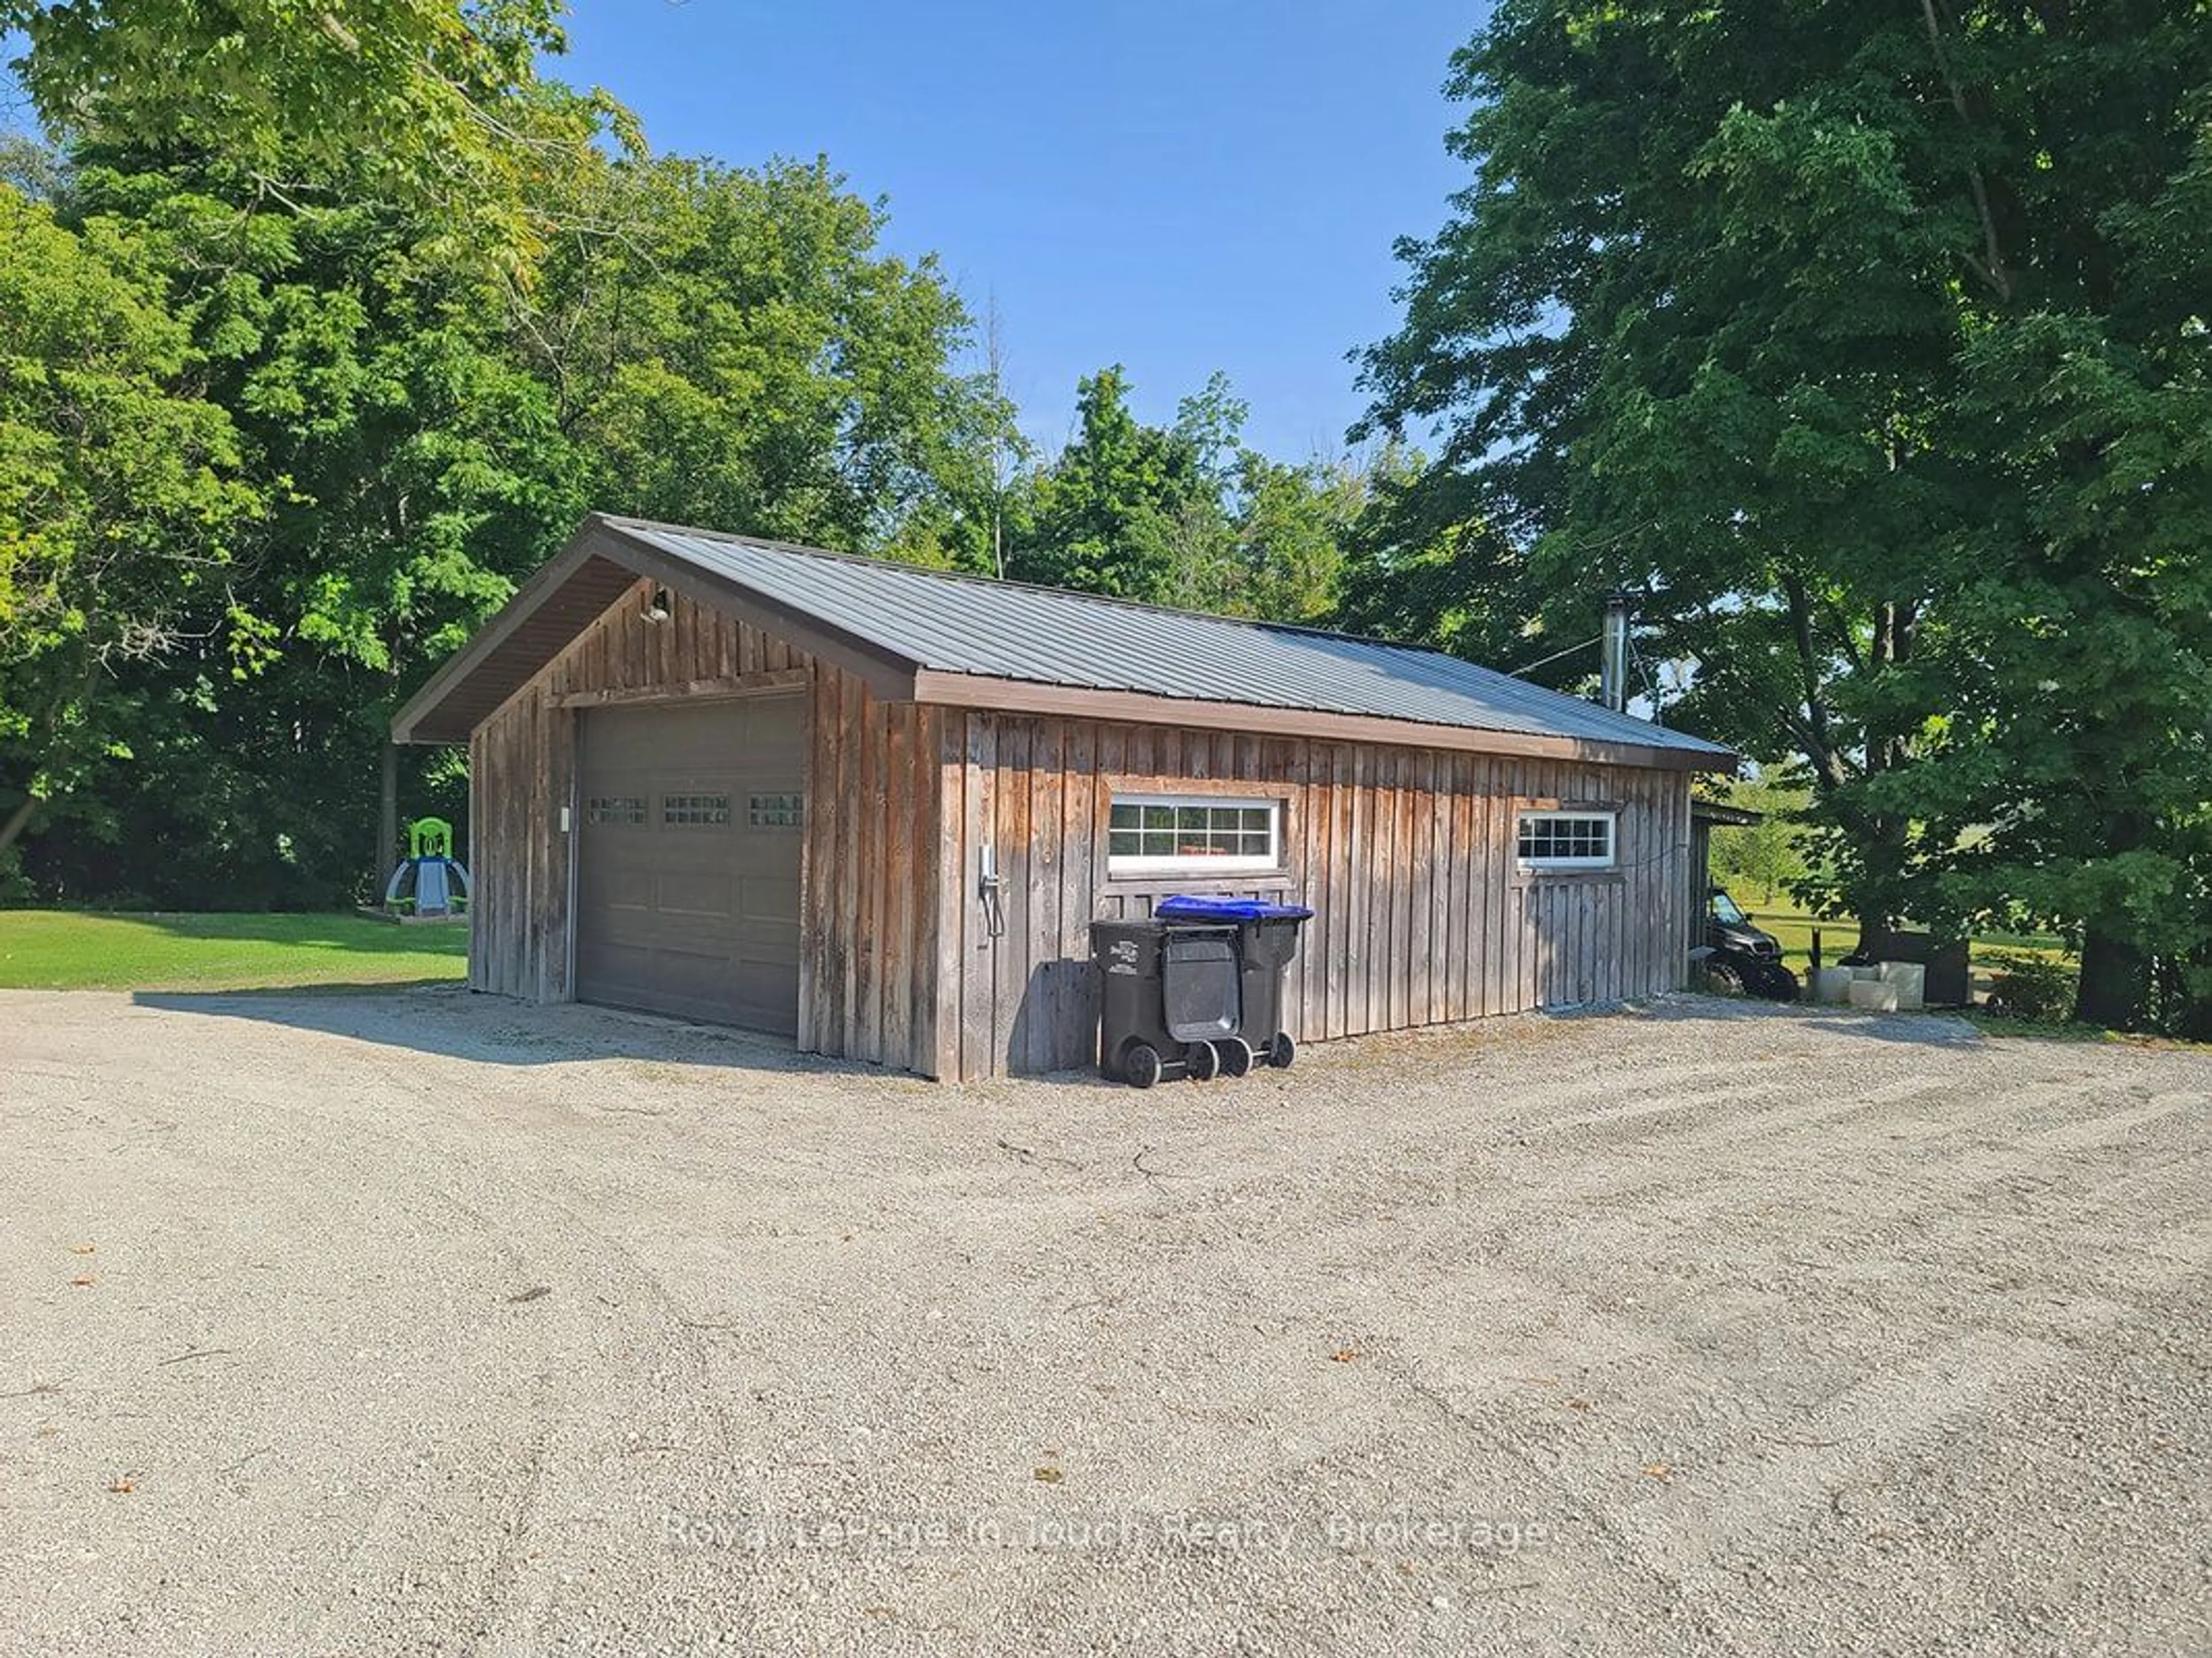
[2,987,2207,1656]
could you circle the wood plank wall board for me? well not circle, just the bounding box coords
[993,717,1032,1071]
[960,711,997,1082]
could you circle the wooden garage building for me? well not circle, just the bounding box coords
[392,514,1733,1080]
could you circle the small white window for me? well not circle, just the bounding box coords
[1108,795,1282,875]
[1518,809,1616,870]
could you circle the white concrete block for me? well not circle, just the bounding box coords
[1811,967,1856,1005]
[1848,980,1901,1012]
[1877,961,1926,1010]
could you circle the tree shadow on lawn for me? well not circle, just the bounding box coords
[1642,992,1988,1050]
[78,909,472,954]
[130,983,857,1076]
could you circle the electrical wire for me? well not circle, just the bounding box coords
[1505,633,1602,679]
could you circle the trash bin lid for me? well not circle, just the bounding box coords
[1155,894,1314,923]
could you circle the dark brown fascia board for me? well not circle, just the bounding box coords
[389,515,921,743]
[391,534,607,744]
[908,669,1734,773]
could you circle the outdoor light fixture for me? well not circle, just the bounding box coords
[643,586,673,623]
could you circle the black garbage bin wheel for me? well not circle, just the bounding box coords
[1267,1032,1296,1069]
[1216,1037,1255,1078]
[1185,1040,1220,1083]
[1123,1042,1163,1090]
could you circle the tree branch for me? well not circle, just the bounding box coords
[1920,0,2013,302]
[1782,572,1849,791]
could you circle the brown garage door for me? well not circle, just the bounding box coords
[575,697,805,1033]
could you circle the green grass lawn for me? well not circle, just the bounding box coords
[1721,894,2067,974]
[0,910,469,992]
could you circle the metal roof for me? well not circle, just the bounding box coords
[391,513,1733,764]
[605,518,1730,758]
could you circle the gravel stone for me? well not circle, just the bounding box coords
[1,987,2207,1656]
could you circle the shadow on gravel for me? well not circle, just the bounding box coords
[1642,993,1987,1049]
[131,985,831,1073]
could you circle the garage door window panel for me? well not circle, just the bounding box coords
[748,793,804,829]
[662,793,731,827]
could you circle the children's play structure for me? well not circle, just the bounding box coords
[381,817,472,920]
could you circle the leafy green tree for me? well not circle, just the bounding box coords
[13,139,1025,906]
[0,182,260,870]
[517,153,1004,559]
[1357,0,2212,1027]
[1011,366,1362,622]
[1333,441,1556,670]
[1225,450,1365,625]
[1,0,628,264]
[1703,777,1810,906]
[1010,366,1204,601]
[1900,313,2212,1026]
[17,153,583,904]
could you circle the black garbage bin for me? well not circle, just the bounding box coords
[1155,895,1315,1069]
[1090,919,1243,1088]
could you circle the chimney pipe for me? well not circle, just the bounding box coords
[1600,592,1634,712]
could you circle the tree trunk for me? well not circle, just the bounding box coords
[2077,926,2149,1030]
[2075,810,2150,1029]
[377,741,399,889]
[0,794,37,861]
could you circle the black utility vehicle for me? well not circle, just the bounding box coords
[1705,887,1801,1001]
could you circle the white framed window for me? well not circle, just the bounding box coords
[1517,809,1616,870]
[1108,794,1282,875]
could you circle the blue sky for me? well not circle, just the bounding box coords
[553,1,1482,461]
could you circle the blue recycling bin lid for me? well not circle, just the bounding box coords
[1155,894,1314,923]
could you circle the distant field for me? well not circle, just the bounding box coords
[0,911,469,992]
[1722,896,2067,974]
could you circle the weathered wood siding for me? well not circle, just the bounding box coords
[467,579,943,1075]
[798,663,943,1074]
[933,711,1692,1080]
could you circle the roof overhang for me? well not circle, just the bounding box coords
[1691,800,1765,825]
[912,670,1729,772]
[395,515,1736,772]
[390,516,922,744]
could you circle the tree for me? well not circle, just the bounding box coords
[0,183,260,870]
[1901,312,2212,1026]
[12,151,581,904]
[1357,0,2212,1028]
[1333,440,1556,671]
[1,0,627,266]
[12,141,1022,906]
[1225,450,1364,625]
[1703,777,1810,906]
[1010,366,1362,622]
[1009,366,1205,601]
[516,153,1003,559]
